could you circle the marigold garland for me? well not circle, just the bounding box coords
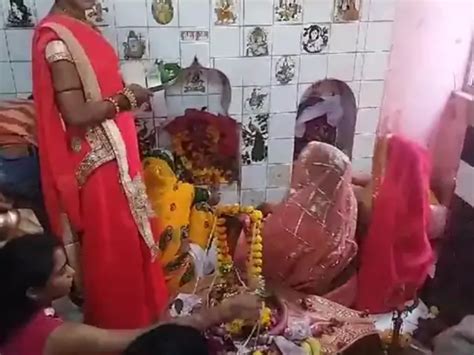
[212,204,271,332]
[171,126,232,185]
[214,204,263,281]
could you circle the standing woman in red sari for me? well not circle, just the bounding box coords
[32,0,168,328]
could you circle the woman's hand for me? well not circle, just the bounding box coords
[170,293,261,331]
[126,84,153,108]
[220,294,261,322]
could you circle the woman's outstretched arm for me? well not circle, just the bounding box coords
[45,294,260,355]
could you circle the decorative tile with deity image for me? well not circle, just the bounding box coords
[121,29,147,60]
[151,0,175,25]
[333,0,361,22]
[244,87,269,114]
[302,24,329,54]
[135,118,157,157]
[274,0,302,23]
[245,26,270,57]
[214,0,238,25]
[4,0,35,27]
[274,55,296,85]
[241,114,269,165]
[183,68,207,94]
[85,0,112,26]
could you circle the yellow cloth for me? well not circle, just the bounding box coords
[143,157,194,289]
[189,203,215,249]
[142,157,215,291]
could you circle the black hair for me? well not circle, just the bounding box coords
[124,324,209,355]
[0,233,60,344]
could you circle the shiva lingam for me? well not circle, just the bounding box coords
[205,204,288,354]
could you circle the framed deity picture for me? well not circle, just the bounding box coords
[4,0,35,27]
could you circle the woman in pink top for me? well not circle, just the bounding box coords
[0,234,260,355]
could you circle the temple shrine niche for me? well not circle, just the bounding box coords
[158,58,240,188]
[294,79,357,161]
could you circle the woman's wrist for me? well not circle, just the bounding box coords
[103,93,132,119]
[121,87,138,110]
[116,93,132,111]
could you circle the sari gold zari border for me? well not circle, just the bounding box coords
[75,126,115,186]
[303,295,378,354]
[42,22,159,258]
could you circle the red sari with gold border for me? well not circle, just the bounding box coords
[32,14,168,328]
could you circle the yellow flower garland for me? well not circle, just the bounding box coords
[214,204,264,282]
[212,204,271,333]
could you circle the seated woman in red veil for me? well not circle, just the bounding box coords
[32,0,168,328]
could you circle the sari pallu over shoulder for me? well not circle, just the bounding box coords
[32,15,168,328]
[32,15,159,255]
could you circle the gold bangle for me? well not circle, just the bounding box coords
[122,87,138,110]
[104,97,120,116]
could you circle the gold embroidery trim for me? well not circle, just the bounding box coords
[303,296,378,353]
[101,120,159,258]
[75,126,115,187]
[45,40,74,64]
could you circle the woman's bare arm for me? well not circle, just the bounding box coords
[171,302,230,331]
[49,60,129,126]
[44,306,226,355]
[45,39,151,127]
[45,295,259,355]
[45,322,144,355]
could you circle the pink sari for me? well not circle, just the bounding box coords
[262,142,358,306]
[32,15,168,328]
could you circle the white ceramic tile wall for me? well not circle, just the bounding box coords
[0,0,395,204]
[0,31,9,61]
